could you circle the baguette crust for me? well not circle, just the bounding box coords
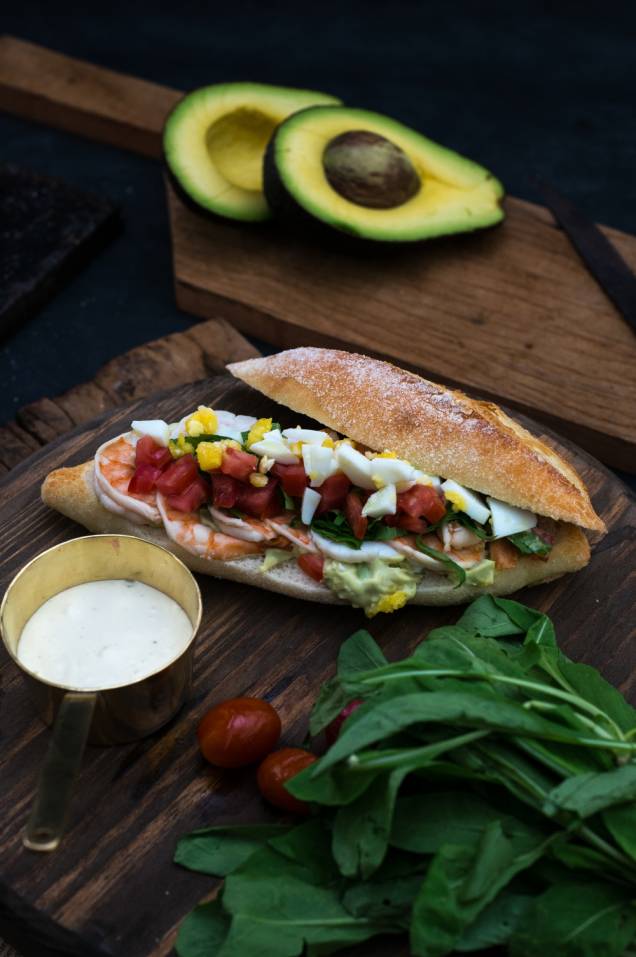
[228,348,605,534]
[41,462,591,607]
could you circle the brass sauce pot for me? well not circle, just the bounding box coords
[1,534,202,851]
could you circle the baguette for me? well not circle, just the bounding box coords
[41,348,603,611]
[41,460,591,606]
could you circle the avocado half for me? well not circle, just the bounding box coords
[164,83,341,222]
[264,106,505,241]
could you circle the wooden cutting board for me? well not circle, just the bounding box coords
[0,375,634,957]
[0,36,635,471]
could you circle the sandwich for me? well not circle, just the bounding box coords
[41,348,605,616]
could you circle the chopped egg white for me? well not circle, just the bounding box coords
[283,427,329,445]
[302,444,338,487]
[442,480,490,525]
[216,410,257,432]
[336,444,376,490]
[362,485,397,518]
[301,487,321,525]
[369,457,416,487]
[487,498,536,539]
[250,430,299,464]
[131,419,170,446]
[311,532,404,563]
[414,471,442,489]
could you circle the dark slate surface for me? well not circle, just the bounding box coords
[0,0,634,423]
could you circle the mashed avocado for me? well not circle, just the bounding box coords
[323,559,419,617]
[465,559,496,587]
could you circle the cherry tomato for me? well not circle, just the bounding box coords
[397,484,446,522]
[257,747,317,815]
[197,697,281,769]
[235,476,281,519]
[384,513,428,534]
[325,699,363,745]
[298,552,324,582]
[211,473,239,508]
[315,472,351,514]
[166,474,209,513]
[156,455,198,495]
[221,447,258,482]
[128,462,163,494]
[344,491,368,540]
[135,435,172,470]
[272,462,308,498]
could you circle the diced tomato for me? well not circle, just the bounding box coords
[272,462,308,498]
[128,463,163,495]
[221,447,258,482]
[397,484,446,523]
[315,472,352,515]
[135,435,172,470]
[344,491,368,540]
[298,552,324,582]
[156,455,199,496]
[236,476,281,519]
[384,513,429,534]
[211,474,239,509]
[166,475,209,513]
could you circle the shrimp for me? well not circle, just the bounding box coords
[157,494,261,560]
[208,507,278,543]
[94,433,161,525]
[266,519,318,554]
[441,521,483,552]
[391,534,484,572]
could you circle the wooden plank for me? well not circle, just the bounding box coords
[0,317,259,476]
[167,185,636,472]
[0,375,634,957]
[0,36,180,157]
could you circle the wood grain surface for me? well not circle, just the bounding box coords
[0,316,259,476]
[1,34,634,470]
[0,375,634,957]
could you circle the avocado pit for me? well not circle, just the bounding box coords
[322,130,421,209]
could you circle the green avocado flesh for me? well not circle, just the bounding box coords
[163,83,341,222]
[264,105,505,241]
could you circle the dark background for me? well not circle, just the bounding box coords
[1,1,635,423]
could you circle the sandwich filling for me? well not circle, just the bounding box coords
[93,406,557,617]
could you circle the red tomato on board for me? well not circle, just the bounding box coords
[128,463,163,495]
[156,455,199,496]
[298,552,324,582]
[197,697,282,769]
[257,748,317,815]
[166,475,209,513]
[325,699,364,745]
[272,462,308,498]
[344,491,368,540]
[135,435,172,470]
[315,472,351,515]
[211,473,239,509]
[397,485,446,523]
[235,476,281,519]
[221,447,258,482]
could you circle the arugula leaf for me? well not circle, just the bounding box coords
[279,487,295,511]
[509,881,636,957]
[415,537,467,586]
[603,802,636,862]
[543,764,636,819]
[337,630,388,678]
[240,429,250,446]
[184,433,237,448]
[457,595,526,638]
[455,891,533,951]
[365,519,401,541]
[174,824,289,876]
[455,512,490,540]
[312,512,363,549]
[176,899,230,957]
[509,529,553,556]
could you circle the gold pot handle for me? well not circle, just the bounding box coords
[23,691,96,852]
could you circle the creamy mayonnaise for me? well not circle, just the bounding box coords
[17,580,192,690]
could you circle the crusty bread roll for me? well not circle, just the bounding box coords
[41,461,591,606]
[41,347,602,608]
[228,348,605,533]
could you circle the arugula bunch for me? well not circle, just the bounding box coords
[175,597,636,957]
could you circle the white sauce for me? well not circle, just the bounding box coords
[17,580,192,691]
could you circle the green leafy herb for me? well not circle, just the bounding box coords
[415,536,467,586]
[279,487,295,511]
[240,429,250,446]
[178,433,237,449]
[312,511,363,549]
[176,598,636,957]
[509,529,553,556]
